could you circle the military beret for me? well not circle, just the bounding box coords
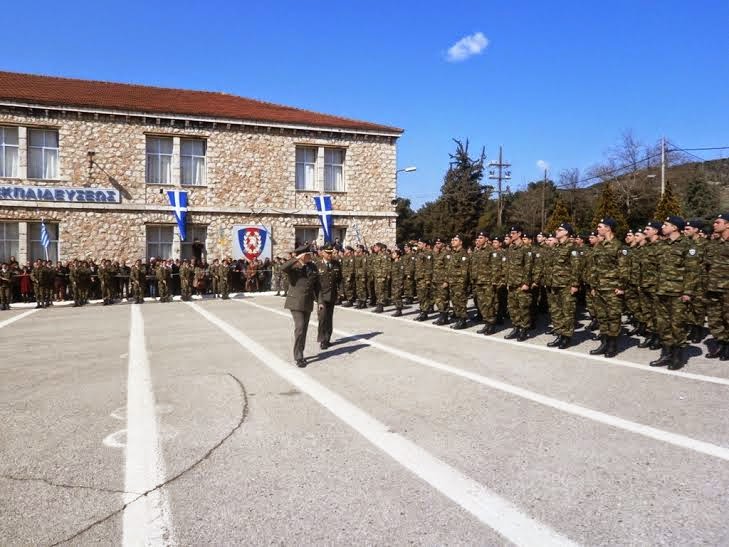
[452,234,462,241]
[477,231,488,238]
[599,217,617,230]
[717,212,729,221]
[575,232,588,240]
[645,221,662,231]
[685,219,704,229]
[546,232,556,239]
[557,222,574,235]
[665,215,686,230]
[589,231,598,238]
[701,224,714,236]
[294,244,312,254]
[345,246,354,251]
[509,226,523,233]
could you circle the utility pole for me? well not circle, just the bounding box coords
[660,136,666,196]
[541,168,548,231]
[488,145,511,229]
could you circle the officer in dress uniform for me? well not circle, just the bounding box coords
[316,244,341,350]
[282,245,321,368]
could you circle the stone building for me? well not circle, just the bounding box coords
[0,71,402,264]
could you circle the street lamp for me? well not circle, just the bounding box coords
[397,166,417,174]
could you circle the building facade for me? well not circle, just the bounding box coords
[0,71,402,264]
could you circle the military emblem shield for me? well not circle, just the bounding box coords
[237,226,268,261]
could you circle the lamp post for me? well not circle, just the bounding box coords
[391,166,417,228]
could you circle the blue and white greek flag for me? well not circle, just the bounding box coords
[313,195,333,243]
[167,190,188,241]
[40,220,50,260]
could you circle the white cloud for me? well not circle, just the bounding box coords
[446,32,489,62]
[536,160,550,172]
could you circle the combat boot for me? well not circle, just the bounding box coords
[433,312,448,326]
[648,334,662,351]
[604,336,619,358]
[558,336,571,350]
[404,297,413,305]
[392,308,402,317]
[414,311,427,321]
[546,335,562,348]
[706,341,725,359]
[451,318,467,330]
[483,324,496,335]
[342,300,352,308]
[589,335,608,355]
[668,346,685,370]
[637,332,654,349]
[587,318,599,331]
[689,325,704,344]
[516,328,528,342]
[373,304,384,313]
[504,327,520,340]
[720,343,729,362]
[476,324,489,334]
[650,345,672,367]
[545,326,555,335]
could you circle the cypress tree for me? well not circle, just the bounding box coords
[546,196,571,232]
[591,182,627,232]
[653,179,683,220]
[684,178,718,219]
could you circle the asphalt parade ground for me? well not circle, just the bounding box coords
[2,296,729,546]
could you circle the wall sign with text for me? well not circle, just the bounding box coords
[0,184,121,203]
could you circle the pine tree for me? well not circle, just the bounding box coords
[684,178,718,219]
[653,179,683,220]
[545,196,571,232]
[591,182,627,232]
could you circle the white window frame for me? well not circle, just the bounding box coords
[28,222,59,261]
[324,148,345,192]
[180,138,207,186]
[146,136,174,185]
[146,225,174,259]
[0,222,20,262]
[295,146,317,191]
[181,225,208,259]
[0,126,19,178]
[27,129,59,180]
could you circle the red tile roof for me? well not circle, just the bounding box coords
[0,71,402,134]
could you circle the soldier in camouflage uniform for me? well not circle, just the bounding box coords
[491,237,508,324]
[156,259,172,302]
[179,259,192,301]
[366,246,376,306]
[99,259,115,305]
[445,234,470,329]
[704,212,729,360]
[42,260,55,307]
[683,219,709,343]
[130,259,146,304]
[30,259,43,308]
[371,243,390,313]
[637,221,663,350]
[545,223,580,349]
[403,244,416,304]
[340,247,356,307]
[0,262,11,310]
[431,239,451,325]
[541,233,557,334]
[589,217,628,358]
[626,230,647,338]
[471,232,496,335]
[281,254,292,296]
[389,249,405,316]
[503,227,533,341]
[219,258,232,299]
[647,216,701,369]
[76,260,92,306]
[413,240,433,321]
[584,232,601,333]
[210,258,220,298]
[354,245,368,309]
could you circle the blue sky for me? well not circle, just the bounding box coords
[3,0,728,207]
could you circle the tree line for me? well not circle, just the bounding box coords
[397,132,728,244]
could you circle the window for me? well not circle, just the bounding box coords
[181,139,206,186]
[0,222,19,262]
[295,147,317,190]
[28,222,59,261]
[324,148,345,192]
[0,127,19,178]
[146,225,174,259]
[28,129,58,179]
[146,137,173,184]
[294,227,321,248]
[181,225,208,260]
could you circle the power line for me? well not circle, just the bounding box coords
[665,140,705,163]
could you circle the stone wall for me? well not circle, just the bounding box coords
[0,106,398,262]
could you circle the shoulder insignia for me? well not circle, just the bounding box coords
[622,249,628,255]
[427,256,431,260]
[502,257,507,262]
[689,248,697,256]
[571,250,578,256]
[446,255,451,259]
[527,252,532,256]
[536,253,540,258]
[462,256,467,261]
[492,253,497,257]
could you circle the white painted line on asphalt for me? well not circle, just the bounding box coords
[122,305,176,546]
[334,302,729,387]
[239,299,729,463]
[189,302,575,547]
[0,308,38,330]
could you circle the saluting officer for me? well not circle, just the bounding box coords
[282,245,321,368]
